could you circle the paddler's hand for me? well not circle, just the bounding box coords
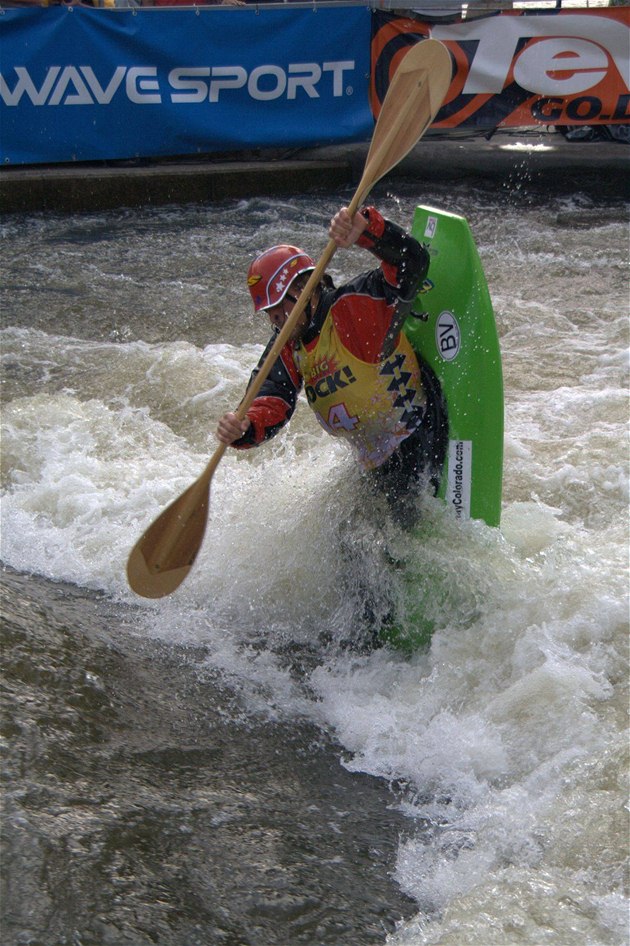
[216,412,251,445]
[329,207,368,249]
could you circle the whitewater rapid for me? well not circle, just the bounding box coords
[2,181,628,945]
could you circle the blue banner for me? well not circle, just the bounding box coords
[0,6,372,165]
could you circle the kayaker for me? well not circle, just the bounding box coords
[216,205,448,521]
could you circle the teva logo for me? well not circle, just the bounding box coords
[448,440,472,520]
[432,15,629,97]
[0,61,356,107]
[436,311,461,362]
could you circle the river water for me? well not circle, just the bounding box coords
[1,165,628,946]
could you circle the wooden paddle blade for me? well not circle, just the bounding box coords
[126,476,211,598]
[359,39,452,204]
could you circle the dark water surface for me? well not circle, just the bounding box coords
[2,568,416,946]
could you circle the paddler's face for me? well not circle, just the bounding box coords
[266,277,310,341]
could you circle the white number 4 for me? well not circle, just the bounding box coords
[317,403,359,433]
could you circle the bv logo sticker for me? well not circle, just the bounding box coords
[436,310,461,362]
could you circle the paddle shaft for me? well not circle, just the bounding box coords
[207,75,429,455]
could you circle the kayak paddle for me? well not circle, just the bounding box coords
[127,38,452,598]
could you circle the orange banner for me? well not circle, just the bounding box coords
[371,9,630,128]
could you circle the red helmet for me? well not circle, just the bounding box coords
[247,244,315,313]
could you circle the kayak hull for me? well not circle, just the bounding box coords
[378,207,503,651]
[405,205,504,528]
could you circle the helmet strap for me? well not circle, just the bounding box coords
[287,279,319,324]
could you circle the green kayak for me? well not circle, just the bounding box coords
[379,205,503,651]
[406,204,504,528]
